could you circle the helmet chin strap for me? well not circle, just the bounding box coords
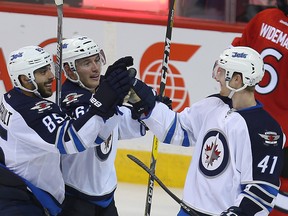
[226,81,248,99]
[228,90,235,99]
[20,79,42,98]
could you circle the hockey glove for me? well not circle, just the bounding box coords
[220,206,246,216]
[89,68,130,119]
[128,78,157,119]
[104,56,134,78]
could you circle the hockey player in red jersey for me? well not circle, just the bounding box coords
[231,1,288,215]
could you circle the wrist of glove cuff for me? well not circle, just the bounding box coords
[89,80,119,119]
[130,99,155,120]
[129,78,157,117]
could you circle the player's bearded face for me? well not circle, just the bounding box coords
[34,65,55,98]
[75,54,102,90]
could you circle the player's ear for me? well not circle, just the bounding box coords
[18,75,35,90]
[19,75,30,85]
[232,73,243,87]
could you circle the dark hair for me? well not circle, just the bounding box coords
[277,0,288,15]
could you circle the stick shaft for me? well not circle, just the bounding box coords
[144,1,176,215]
[55,1,63,106]
[159,0,175,97]
[128,154,198,216]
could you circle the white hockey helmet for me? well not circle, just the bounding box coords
[62,36,106,89]
[8,46,53,95]
[213,46,264,93]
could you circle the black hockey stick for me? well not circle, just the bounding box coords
[145,1,176,215]
[127,154,199,216]
[54,0,63,106]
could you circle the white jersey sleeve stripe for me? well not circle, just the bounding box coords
[162,113,191,147]
[242,193,270,213]
[69,125,87,152]
[243,185,274,207]
[57,121,69,154]
[242,182,278,212]
[163,113,177,143]
[56,121,87,154]
[180,126,190,147]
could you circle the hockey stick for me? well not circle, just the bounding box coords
[128,154,199,216]
[54,0,63,106]
[144,0,176,215]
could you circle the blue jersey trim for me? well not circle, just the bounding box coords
[69,126,86,152]
[57,121,67,154]
[164,113,177,143]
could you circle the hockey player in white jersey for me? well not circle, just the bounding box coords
[59,36,147,216]
[0,45,131,215]
[128,46,285,215]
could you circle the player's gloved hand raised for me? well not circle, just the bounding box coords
[89,68,130,119]
[104,56,134,78]
[128,78,157,119]
[104,56,135,106]
[129,94,172,120]
[220,206,246,216]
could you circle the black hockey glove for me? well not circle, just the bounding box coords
[104,56,135,106]
[220,206,247,216]
[128,78,157,119]
[104,56,134,78]
[89,68,130,119]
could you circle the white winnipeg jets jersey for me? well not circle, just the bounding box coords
[60,80,145,205]
[143,94,284,216]
[0,88,110,203]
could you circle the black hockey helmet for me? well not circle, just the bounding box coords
[277,0,288,15]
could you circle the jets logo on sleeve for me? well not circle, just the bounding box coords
[259,131,280,146]
[95,134,113,161]
[31,101,53,113]
[199,130,229,177]
[62,93,83,105]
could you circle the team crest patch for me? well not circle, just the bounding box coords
[62,93,83,105]
[31,101,53,112]
[199,130,229,177]
[95,134,113,161]
[259,131,280,146]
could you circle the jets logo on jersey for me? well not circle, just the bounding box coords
[199,130,229,177]
[31,101,53,113]
[259,131,280,146]
[62,93,83,105]
[95,134,113,161]
[205,142,221,167]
